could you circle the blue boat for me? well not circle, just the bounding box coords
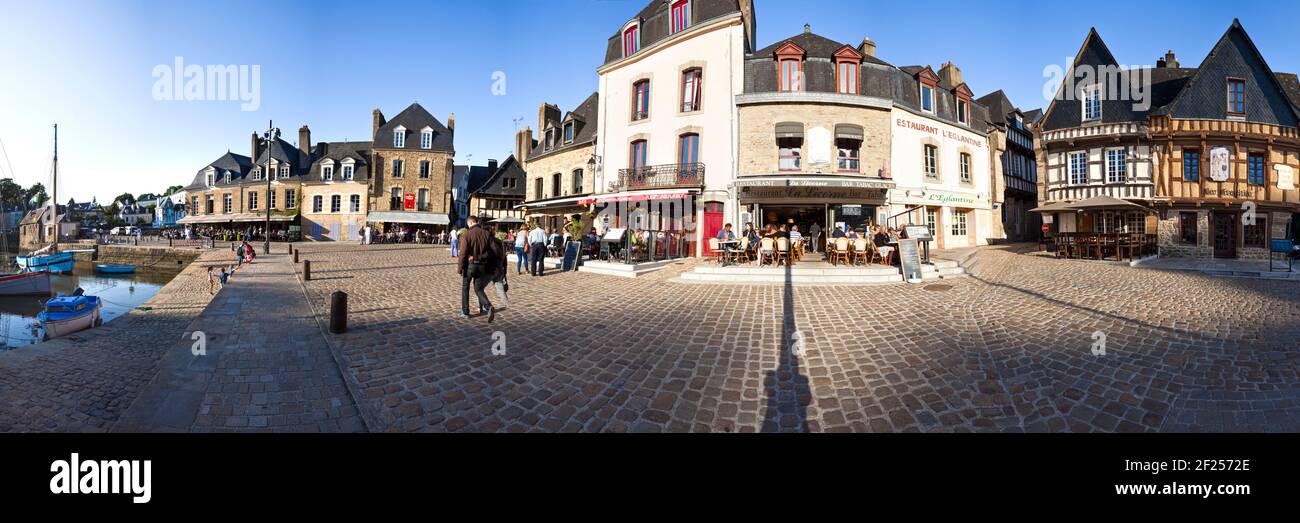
[95,264,136,274]
[16,251,75,274]
[37,292,102,340]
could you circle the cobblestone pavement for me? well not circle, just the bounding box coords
[0,249,225,432]
[293,243,1300,432]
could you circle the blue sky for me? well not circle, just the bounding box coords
[1,0,1298,202]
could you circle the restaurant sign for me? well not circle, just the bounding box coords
[923,190,985,207]
[736,177,892,202]
[1277,164,1295,191]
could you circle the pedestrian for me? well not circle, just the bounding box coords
[207,266,217,295]
[457,216,497,322]
[449,226,460,258]
[363,225,371,245]
[527,221,547,276]
[809,222,822,253]
[219,265,231,286]
[514,225,528,275]
[243,241,255,264]
[235,241,245,268]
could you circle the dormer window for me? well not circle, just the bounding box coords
[917,67,938,114]
[1228,78,1246,115]
[670,0,690,34]
[775,43,805,92]
[957,99,969,124]
[322,164,334,181]
[833,46,863,95]
[563,121,575,144]
[421,127,433,149]
[393,126,406,148]
[920,85,935,113]
[279,165,289,179]
[205,169,215,187]
[622,21,640,57]
[545,128,557,150]
[224,171,231,183]
[252,167,262,181]
[342,164,354,180]
[1082,85,1102,121]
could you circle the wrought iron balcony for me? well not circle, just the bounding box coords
[616,163,706,190]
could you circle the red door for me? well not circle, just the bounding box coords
[703,211,723,256]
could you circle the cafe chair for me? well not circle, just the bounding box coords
[707,237,722,264]
[735,237,752,265]
[776,237,792,266]
[864,239,883,265]
[833,238,851,266]
[759,237,776,266]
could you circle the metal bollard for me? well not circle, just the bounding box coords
[329,291,347,333]
[293,250,299,263]
[302,259,311,281]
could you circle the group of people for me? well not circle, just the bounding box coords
[716,222,808,264]
[190,225,293,242]
[829,224,905,264]
[715,221,906,265]
[206,240,257,295]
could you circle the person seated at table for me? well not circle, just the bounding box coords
[873,226,895,264]
[831,226,846,239]
[776,224,789,239]
[716,223,735,241]
[789,225,803,244]
[845,228,860,239]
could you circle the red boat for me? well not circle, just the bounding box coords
[0,271,53,296]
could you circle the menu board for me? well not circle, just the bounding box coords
[602,228,627,243]
[904,225,932,241]
[561,240,581,272]
[898,238,923,283]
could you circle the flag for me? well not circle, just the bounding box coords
[28,193,42,207]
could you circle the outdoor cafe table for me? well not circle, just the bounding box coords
[717,239,740,267]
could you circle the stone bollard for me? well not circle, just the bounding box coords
[303,259,311,281]
[329,291,347,334]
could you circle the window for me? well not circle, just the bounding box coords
[223,171,231,183]
[1244,217,1268,247]
[313,195,323,213]
[421,129,432,149]
[951,211,968,236]
[248,191,258,211]
[959,153,972,183]
[837,138,860,172]
[286,189,296,209]
[205,171,214,187]
[223,194,232,214]
[679,133,699,165]
[1125,211,1146,234]
[630,140,648,171]
[681,68,702,112]
[252,168,261,181]
[350,195,361,213]
[551,172,561,198]
[419,160,430,178]
[269,190,277,209]
[563,122,575,143]
[1083,85,1101,120]
[534,178,543,199]
[1228,78,1246,115]
[572,169,584,193]
[331,195,341,213]
[390,187,401,210]
[392,159,404,178]
[957,99,969,124]
[191,197,199,214]
[632,80,650,121]
[923,144,939,178]
[394,129,405,148]
[925,208,937,238]
[544,129,556,151]
[670,0,690,33]
[280,165,289,179]
[778,137,801,171]
[417,189,428,210]
[837,61,858,95]
[342,164,353,180]
[780,58,801,92]
[322,165,334,181]
[920,85,934,113]
[1247,154,1265,185]
[1106,149,1127,183]
[1179,212,1197,244]
[622,23,639,57]
[1182,150,1200,181]
[1069,151,1088,185]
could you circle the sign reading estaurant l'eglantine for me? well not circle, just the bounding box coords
[895,118,985,148]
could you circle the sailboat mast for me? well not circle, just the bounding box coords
[51,124,58,253]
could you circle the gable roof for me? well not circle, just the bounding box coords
[1040,28,1149,132]
[185,151,252,190]
[602,0,750,65]
[374,103,454,152]
[304,141,372,183]
[472,155,526,198]
[753,31,890,66]
[528,92,598,162]
[1160,19,1299,126]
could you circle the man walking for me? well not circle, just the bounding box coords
[457,216,497,322]
[527,222,547,276]
[449,226,460,257]
[809,222,822,253]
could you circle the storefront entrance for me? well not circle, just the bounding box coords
[1212,211,1238,258]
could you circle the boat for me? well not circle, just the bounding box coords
[16,250,75,273]
[17,125,76,275]
[37,291,102,340]
[95,264,136,274]
[0,270,52,295]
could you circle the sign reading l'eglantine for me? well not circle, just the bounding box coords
[923,190,983,206]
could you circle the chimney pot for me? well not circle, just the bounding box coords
[447,113,455,132]
[298,125,311,157]
[859,36,876,58]
[1164,50,1179,68]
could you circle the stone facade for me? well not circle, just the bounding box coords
[1157,209,1291,260]
[301,181,368,241]
[369,150,454,213]
[737,103,891,177]
[524,145,595,202]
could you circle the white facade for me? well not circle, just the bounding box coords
[595,11,747,240]
[887,107,995,249]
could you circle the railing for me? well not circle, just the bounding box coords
[616,163,705,190]
[886,205,926,229]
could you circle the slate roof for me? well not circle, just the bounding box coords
[891,66,992,132]
[603,0,748,65]
[528,92,598,162]
[472,155,526,198]
[304,141,372,183]
[744,30,892,98]
[185,151,252,190]
[1039,28,1149,132]
[453,165,492,196]
[255,136,311,174]
[976,90,1018,122]
[373,103,454,152]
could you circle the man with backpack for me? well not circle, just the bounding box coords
[457,215,498,322]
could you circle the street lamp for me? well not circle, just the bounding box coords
[259,120,279,254]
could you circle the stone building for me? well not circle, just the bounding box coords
[18,204,76,251]
[979,90,1040,243]
[1037,20,1300,259]
[366,103,456,234]
[519,93,598,231]
[469,156,526,223]
[301,141,371,241]
[734,26,894,251]
[180,128,309,235]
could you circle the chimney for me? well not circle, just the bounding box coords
[515,126,534,166]
[938,61,963,87]
[298,125,311,156]
[372,108,386,140]
[488,159,498,174]
[737,0,755,50]
[803,23,811,34]
[538,103,560,134]
[250,132,263,162]
[315,141,328,157]
[859,36,876,58]
[1163,50,1179,68]
[447,113,455,132]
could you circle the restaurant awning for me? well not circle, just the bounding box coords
[834,124,864,140]
[577,188,697,205]
[365,211,450,225]
[1064,195,1153,212]
[177,213,296,224]
[775,122,803,139]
